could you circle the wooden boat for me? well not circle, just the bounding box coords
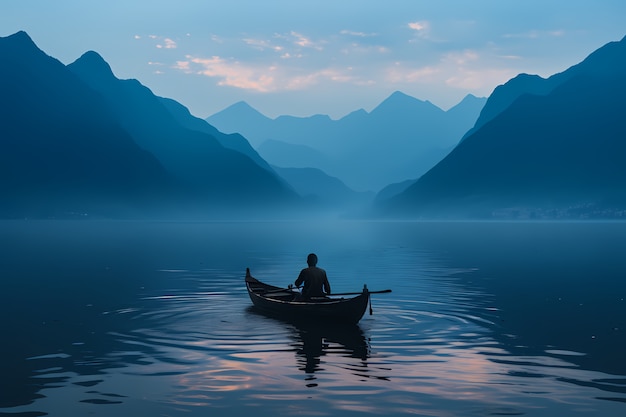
[245,268,371,324]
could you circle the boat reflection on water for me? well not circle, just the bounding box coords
[247,306,370,378]
[294,321,369,375]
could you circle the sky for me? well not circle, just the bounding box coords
[2,0,626,119]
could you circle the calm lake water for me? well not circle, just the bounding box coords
[1,220,625,416]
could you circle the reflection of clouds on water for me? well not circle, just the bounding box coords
[7,263,626,416]
[2,221,626,416]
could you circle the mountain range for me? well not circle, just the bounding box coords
[272,166,373,209]
[0,31,297,217]
[381,35,626,218]
[207,92,486,191]
[4,30,625,219]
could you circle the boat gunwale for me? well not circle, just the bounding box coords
[246,278,368,306]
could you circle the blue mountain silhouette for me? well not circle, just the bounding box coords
[272,166,372,208]
[0,31,297,217]
[67,50,296,205]
[383,35,626,218]
[0,31,176,217]
[207,92,485,191]
[157,97,273,172]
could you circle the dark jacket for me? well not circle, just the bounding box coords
[295,266,331,299]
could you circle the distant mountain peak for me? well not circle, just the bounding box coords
[371,90,441,116]
[230,100,256,110]
[446,94,488,117]
[384,90,428,105]
[1,31,47,58]
[77,50,109,67]
[384,34,626,218]
[206,101,273,139]
[212,100,270,119]
[69,50,116,82]
[389,90,412,99]
[459,93,480,102]
[6,30,33,43]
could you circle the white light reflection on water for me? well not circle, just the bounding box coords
[1,220,625,416]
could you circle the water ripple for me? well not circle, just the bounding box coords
[3,221,626,416]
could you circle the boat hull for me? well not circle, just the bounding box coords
[245,269,370,324]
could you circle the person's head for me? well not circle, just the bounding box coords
[307,253,318,267]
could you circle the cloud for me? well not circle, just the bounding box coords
[340,30,377,38]
[239,32,325,60]
[135,34,179,49]
[280,52,303,59]
[382,47,517,96]
[285,69,357,90]
[174,60,190,71]
[243,37,284,53]
[503,29,566,40]
[445,68,515,90]
[291,31,314,48]
[272,31,324,51]
[174,55,275,91]
[243,38,271,49]
[168,25,513,100]
[385,63,439,83]
[442,50,479,66]
[150,61,166,74]
[174,54,363,93]
[440,50,515,90]
[408,20,431,39]
[157,38,177,49]
[341,43,390,55]
[408,21,428,32]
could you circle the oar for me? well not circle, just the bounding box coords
[262,285,301,295]
[331,289,392,296]
[330,288,391,315]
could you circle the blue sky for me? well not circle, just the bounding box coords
[2,0,625,119]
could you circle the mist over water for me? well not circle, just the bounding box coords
[1,220,625,416]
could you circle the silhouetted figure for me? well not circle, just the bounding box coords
[295,253,331,300]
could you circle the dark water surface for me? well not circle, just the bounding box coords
[1,220,625,416]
